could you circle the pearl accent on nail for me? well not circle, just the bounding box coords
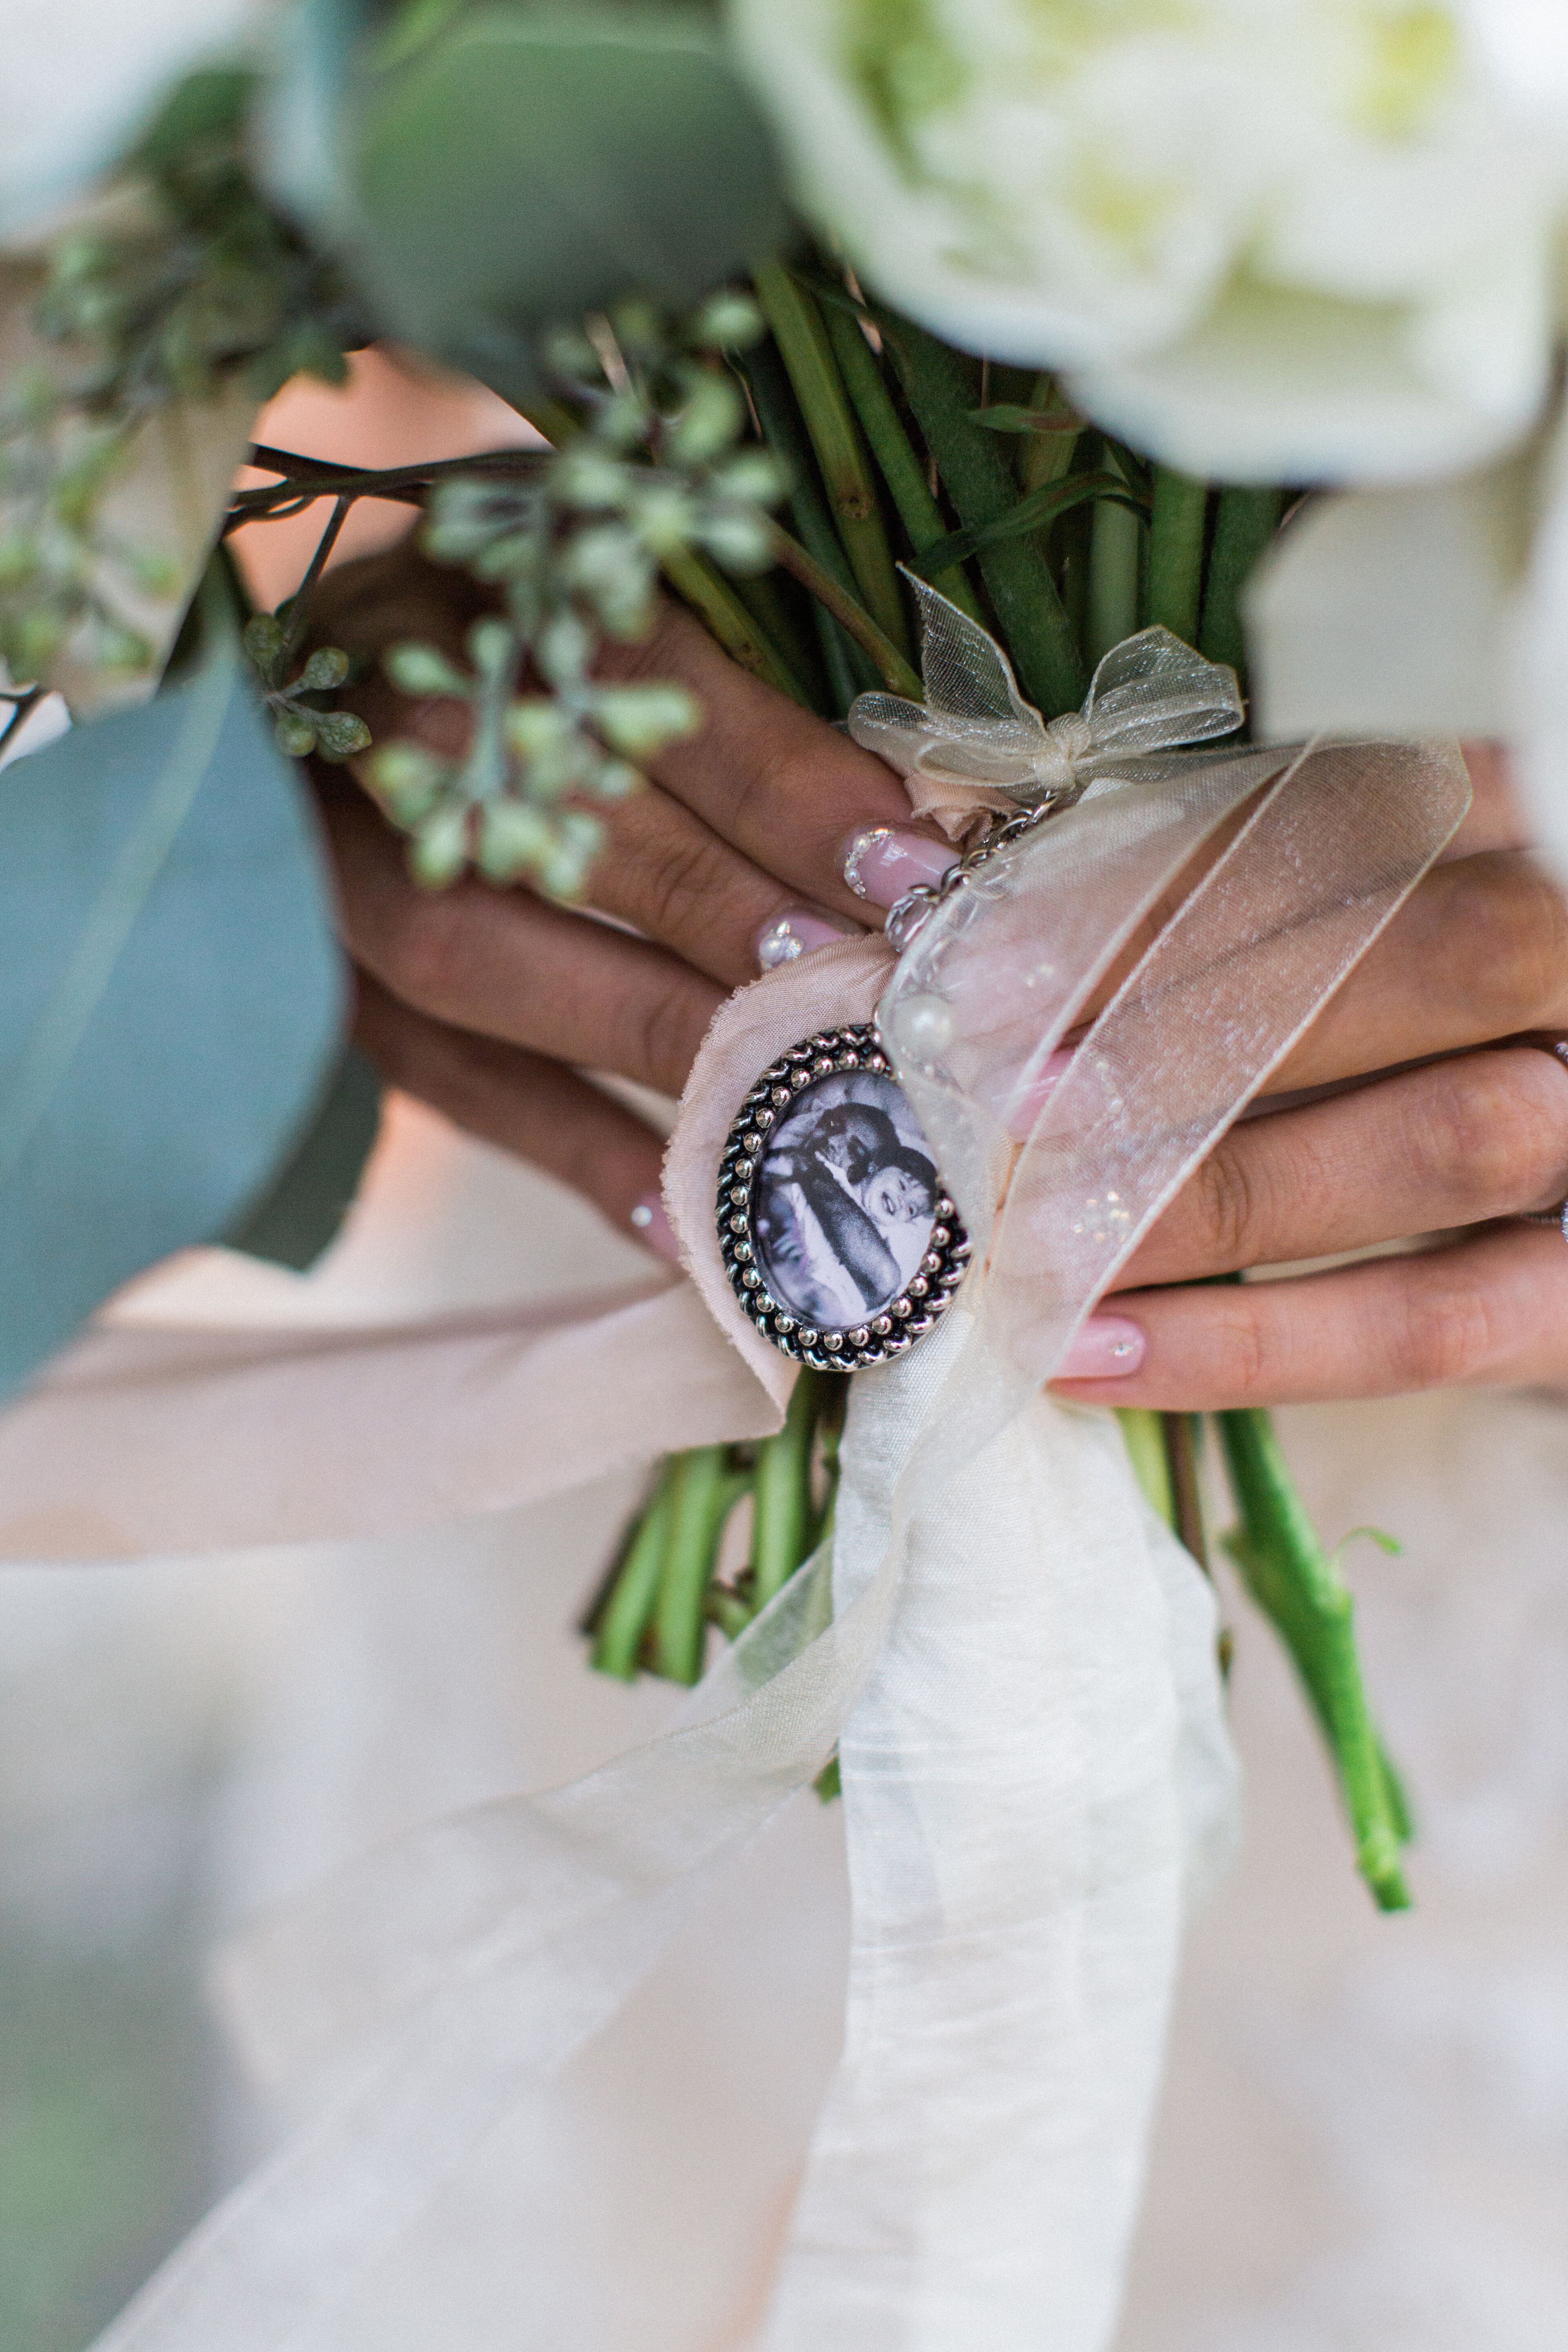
[842,826,893,899]
[629,1204,653,1228]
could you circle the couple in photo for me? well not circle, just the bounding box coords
[755,1080,940,1332]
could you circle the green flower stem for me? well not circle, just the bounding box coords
[744,338,875,712]
[1145,466,1209,646]
[653,1445,747,1686]
[753,263,910,659]
[591,1461,677,1680]
[877,310,1085,717]
[1018,372,1083,495]
[1218,1405,1412,1910]
[1085,487,1142,666]
[1163,1411,1209,1570]
[750,1371,820,1610]
[1118,1407,1174,1526]
[820,301,984,624]
[768,523,922,697]
[662,545,808,704]
[1200,487,1286,681]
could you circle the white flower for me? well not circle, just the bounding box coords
[0,0,270,242]
[730,0,1568,483]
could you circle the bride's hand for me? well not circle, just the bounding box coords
[1056,748,1568,1406]
[306,547,950,1257]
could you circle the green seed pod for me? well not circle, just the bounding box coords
[300,644,351,692]
[410,804,470,888]
[274,711,319,759]
[385,641,469,698]
[312,710,372,761]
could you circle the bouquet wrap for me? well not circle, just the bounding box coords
[0,624,1470,2350]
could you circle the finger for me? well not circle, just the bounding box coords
[319,772,722,1096]
[596,597,941,924]
[1442,742,1530,860]
[313,550,884,981]
[354,972,673,1255]
[1268,849,1568,1093]
[1054,1225,1568,1410]
[1119,1046,1568,1288]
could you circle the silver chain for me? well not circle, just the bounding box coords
[883,801,1060,956]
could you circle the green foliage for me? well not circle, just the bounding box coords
[367,292,786,889]
[0,646,344,1396]
[283,0,790,396]
[225,1043,383,1270]
[244,613,372,762]
[0,69,363,691]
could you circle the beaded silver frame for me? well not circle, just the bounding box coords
[717,1021,970,1370]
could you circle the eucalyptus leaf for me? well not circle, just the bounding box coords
[0,653,344,1397]
[226,1042,382,1270]
[269,0,789,391]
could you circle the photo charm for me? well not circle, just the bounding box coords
[717,1022,971,1370]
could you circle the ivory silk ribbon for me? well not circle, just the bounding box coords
[0,613,1471,2352]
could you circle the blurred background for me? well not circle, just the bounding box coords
[6,356,1568,2352]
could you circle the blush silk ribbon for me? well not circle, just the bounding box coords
[0,616,1470,2352]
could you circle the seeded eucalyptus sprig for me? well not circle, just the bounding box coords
[368,292,787,890]
[0,69,360,688]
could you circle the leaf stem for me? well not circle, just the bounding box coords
[281,494,352,666]
[590,1463,677,1679]
[876,309,1085,716]
[1085,475,1142,665]
[750,1372,819,1609]
[753,263,910,659]
[652,1445,746,1686]
[1145,466,1208,646]
[1218,1404,1412,1910]
[768,522,922,697]
[819,301,984,623]
[1200,488,1286,685]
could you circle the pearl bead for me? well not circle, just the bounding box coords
[889,992,956,1060]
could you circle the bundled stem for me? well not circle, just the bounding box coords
[1145,466,1208,645]
[1218,1408,1412,1909]
[875,309,1086,716]
[820,299,985,623]
[752,263,910,659]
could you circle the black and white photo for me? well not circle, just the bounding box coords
[750,1068,942,1332]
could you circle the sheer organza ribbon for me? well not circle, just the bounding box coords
[52,637,1470,2350]
[849,574,1246,842]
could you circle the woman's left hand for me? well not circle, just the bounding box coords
[1055,748,1568,1408]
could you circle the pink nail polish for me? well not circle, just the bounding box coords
[755,909,856,972]
[629,1193,681,1265]
[1008,1046,1076,1140]
[1057,1314,1145,1379]
[842,826,959,909]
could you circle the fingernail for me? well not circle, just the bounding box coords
[630,1194,681,1265]
[1008,1046,1076,1140]
[1057,1314,1145,1379]
[842,826,959,909]
[755,909,856,973]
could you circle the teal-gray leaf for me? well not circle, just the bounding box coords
[0,653,345,1397]
[225,1043,382,1272]
[273,2,789,392]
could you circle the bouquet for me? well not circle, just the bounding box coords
[2,3,1563,2347]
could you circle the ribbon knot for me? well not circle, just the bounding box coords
[849,569,1245,843]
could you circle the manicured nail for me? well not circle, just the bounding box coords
[1008,1046,1076,1140]
[629,1194,681,1265]
[755,909,855,973]
[1057,1315,1145,1379]
[842,825,959,909]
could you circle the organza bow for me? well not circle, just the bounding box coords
[849,572,1246,840]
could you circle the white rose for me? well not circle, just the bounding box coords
[0,0,270,241]
[730,0,1568,483]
